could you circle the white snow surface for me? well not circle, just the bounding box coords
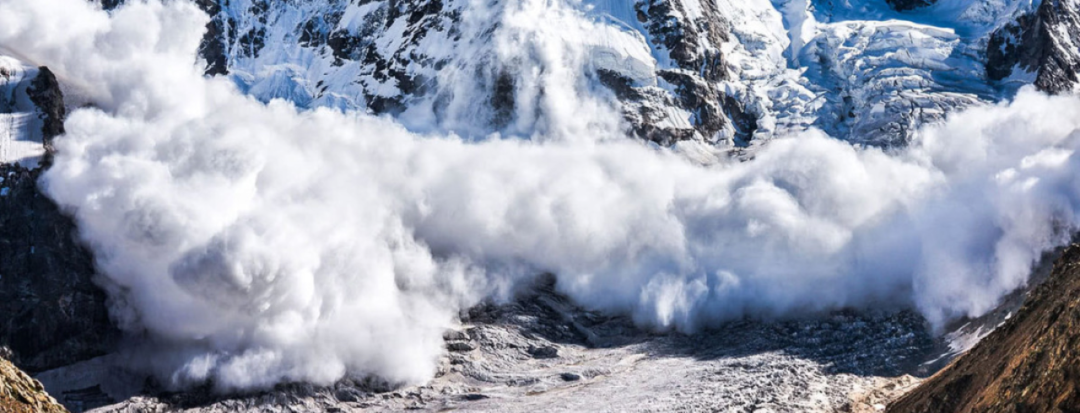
[0,56,45,168]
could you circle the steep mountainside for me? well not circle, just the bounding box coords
[0,57,117,373]
[987,0,1080,93]
[97,0,1080,147]
[889,244,1080,413]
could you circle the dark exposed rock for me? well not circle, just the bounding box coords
[459,393,489,401]
[885,0,937,12]
[26,67,65,167]
[194,0,228,76]
[889,244,1080,413]
[96,0,123,10]
[333,387,363,403]
[490,70,516,129]
[658,69,728,142]
[596,69,643,101]
[447,342,475,352]
[721,93,758,147]
[0,166,118,374]
[442,330,471,341]
[635,0,728,80]
[0,65,118,373]
[526,345,558,359]
[987,0,1080,94]
[558,372,580,382]
[626,0,738,143]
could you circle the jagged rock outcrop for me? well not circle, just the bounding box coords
[889,244,1080,413]
[25,67,64,167]
[885,0,937,11]
[630,0,739,144]
[0,164,117,374]
[0,355,68,413]
[987,0,1080,93]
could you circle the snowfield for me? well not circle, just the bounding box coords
[0,56,45,168]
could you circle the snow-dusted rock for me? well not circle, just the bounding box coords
[987,0,1080,93]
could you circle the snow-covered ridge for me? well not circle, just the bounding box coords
[93,0,1079,148]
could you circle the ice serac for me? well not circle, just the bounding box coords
[987,0,1080,93]
[803,20,987,146]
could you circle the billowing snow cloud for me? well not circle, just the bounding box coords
[2,0,1080,391]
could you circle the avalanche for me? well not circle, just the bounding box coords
[2,0,1080,393]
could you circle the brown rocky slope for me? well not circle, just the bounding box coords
[890,244,1080,413]
[0,354,66,413]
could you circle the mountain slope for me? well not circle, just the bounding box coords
[987,0,1080,94]
[0,58,117,373]
[889,244,1080,413]
[90,0,1080,149]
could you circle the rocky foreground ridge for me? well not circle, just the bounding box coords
[889,244,1080,413]
[0,354,67,413]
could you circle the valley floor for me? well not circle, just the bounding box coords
[41,278,983,413]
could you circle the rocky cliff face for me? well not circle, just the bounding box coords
[987,0,1080,93]
[889,244,1080,413]
[0,163,117,374]
[0,61,117,373]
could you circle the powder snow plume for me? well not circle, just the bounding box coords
[2,0,1080,390]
